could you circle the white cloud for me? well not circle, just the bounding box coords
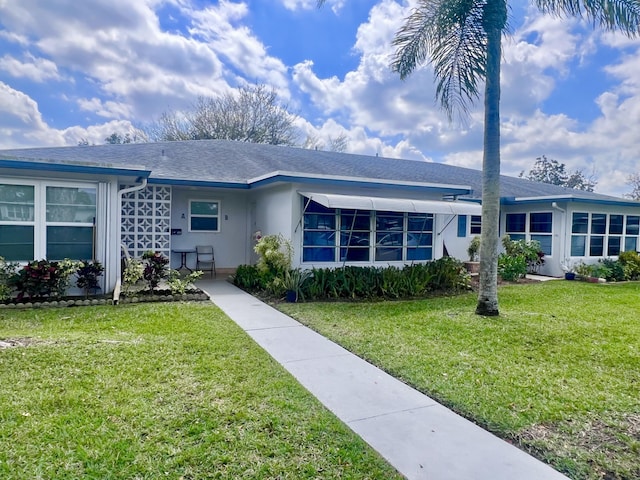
[0,29,29,46]
[0,53,61,82]
[77,97,133,119]
[0,82,64,147]
[281,0,345,13]
[187,1,290,93]
[62,120,143,146]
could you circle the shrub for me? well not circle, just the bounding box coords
[501,235,544,273]
[122,258,144,294]
[253,234,293,294]
[142,250,170,290]
[10,259,80,300]
[467,236,481,262]
[167,269,203,295]
[0,257,18,302]
[597,258,625,282]
[618,251,640,280]
[232,264,264,290]
[300,259,468,301]
[282,269,313,300]
[254,234,292,278]
[234,258,470,301]
[574,261,593,277]
[498,253,527,282]
[76,260,104,297]
[427,257,470,292]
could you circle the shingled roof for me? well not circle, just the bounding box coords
[0,139,633,204]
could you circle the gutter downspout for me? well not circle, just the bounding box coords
[113,178,148,300]
[551,202,566,273]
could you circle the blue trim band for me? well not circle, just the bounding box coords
[0,159,151,178]
[501,196,640,208]
[149,178,249,189]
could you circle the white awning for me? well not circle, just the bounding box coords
[300,192,481,215]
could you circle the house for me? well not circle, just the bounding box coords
[1,139,638,293]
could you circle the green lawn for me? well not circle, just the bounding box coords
[279,281,640,480]
[0,303,402,480]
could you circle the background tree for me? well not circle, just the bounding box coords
[302,132,349,152]
[104,130,147,144]
[625,173,640,200]
[520,155,596,192]
[146,84,299,145]
[320,0,640,316]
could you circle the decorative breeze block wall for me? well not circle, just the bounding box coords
[121,185,172,258]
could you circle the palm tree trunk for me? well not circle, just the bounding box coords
[475,1,504,316]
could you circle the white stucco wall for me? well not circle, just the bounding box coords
[169,187,249,270]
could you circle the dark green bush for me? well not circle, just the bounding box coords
[233,258,470,301]
[498,254,527,282]
[232,264,264,290]
[142,251,170,290]
[597,258,625,282]
[427,257,469,291]
[618,251,640,280]
[502,235,544,273]
[76,260,104,296]
[9,260,79,300]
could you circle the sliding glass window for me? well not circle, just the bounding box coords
[302,199,434,264]
[571,212,639,257]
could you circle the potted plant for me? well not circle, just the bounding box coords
[282,268,312,303]
[465,236,481,274]
[561,259,576,280]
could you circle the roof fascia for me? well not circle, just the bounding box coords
[501,195,640,208]
[0,158,150,178]
[149,178,249,189]
[248,171,473,195]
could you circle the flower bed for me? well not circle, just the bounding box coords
[118,289,210,304]
[1,251,209,309]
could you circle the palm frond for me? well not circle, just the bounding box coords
[391,0,493,120]
[534,0,640,35]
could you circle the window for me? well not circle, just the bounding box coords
[0,181,96,262]
[301,199,434,263]
[189,200,219,232]
[340,210,371,262]
[0,184,35,261]
[505,213,526,241]
[406,213,433,260]
[625,216,639,253]
[505,212,552,255]
[456,215,481,237]
[470,215,482,234]
[375,212,404,261]
[589,214,606,256]
[529,212,553,256]
[571,212,588,256]
[571,212,639,257]
[46,186,96,260]
[303,201,336,262]
[607,214,623,256]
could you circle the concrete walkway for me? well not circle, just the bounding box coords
[198,279,568,480]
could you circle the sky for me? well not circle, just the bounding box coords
[0,0,639,197]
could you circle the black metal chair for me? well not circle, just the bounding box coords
[195,245,216,278]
